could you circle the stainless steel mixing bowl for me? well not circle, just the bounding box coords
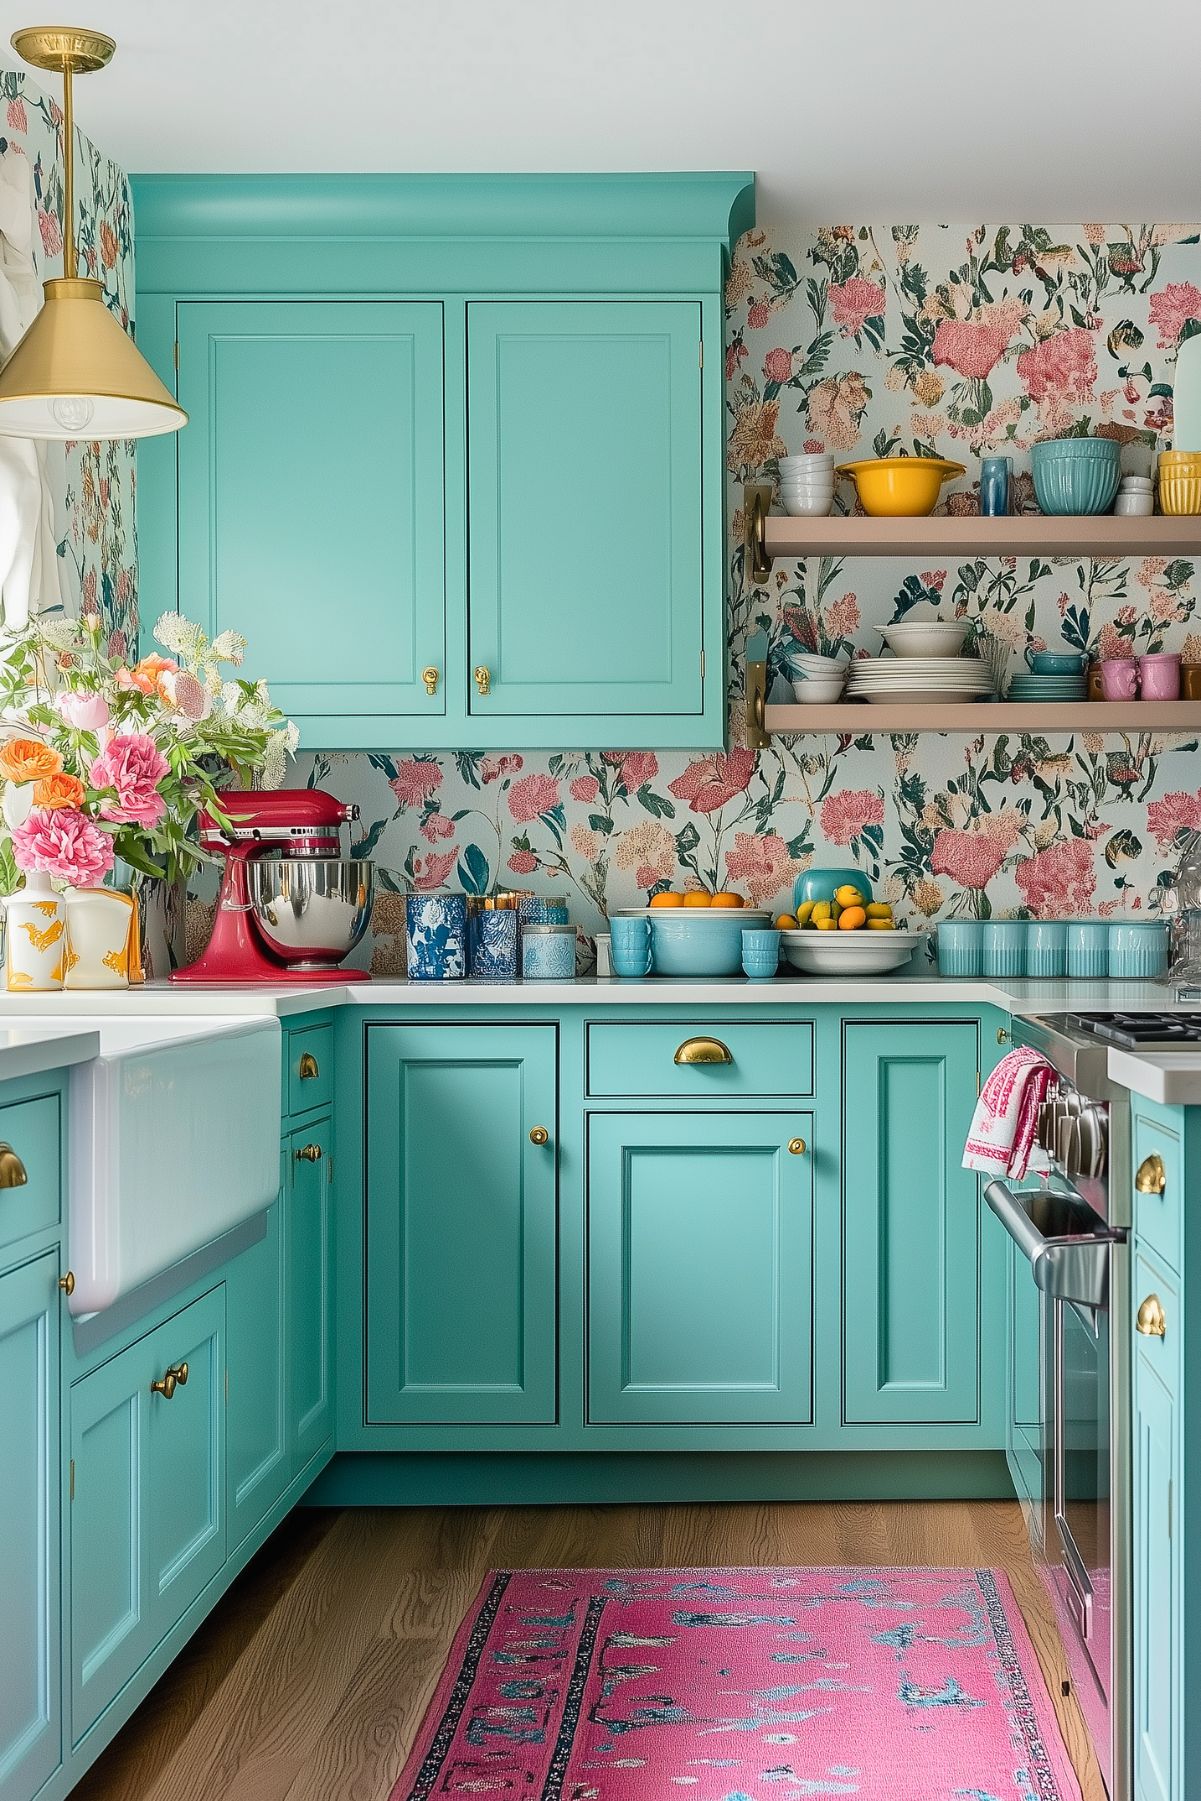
[248,857,374,969]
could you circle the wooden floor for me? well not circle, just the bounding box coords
[73,1499,1105,1801]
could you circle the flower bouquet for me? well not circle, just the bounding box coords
[0,611,298,898]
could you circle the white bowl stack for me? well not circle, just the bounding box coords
[790,651,847,703]
[777,452,834,517]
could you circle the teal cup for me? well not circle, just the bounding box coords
[981,919,1027,977]
[1107,920,1168,980]
[1025,649,1087,675]
[1026,919,1067,978]
[610,914,653,978]
[936,920,983,976]
[741,927,780,981]
[1066,920,1108,979]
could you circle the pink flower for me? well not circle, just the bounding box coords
[410,849,458,891]
[55,689,109,731]
[1097,622,1134,661]
[7,99,28,134]
[763,346,794,384]
[930,828,1007,890]
[13,807,113,885]
[570,824,601,862]
[420,811,456,842]
[724,831,802,907]
[37,208,61,259]
[1147,790,1201,847]
[88,733,168,828]
[507,849,538,874]
[604,750,659,794]
[669,749,756,815]
[570,775,600,804]
[828,277,885,338]
[508,773,560,823]
[747,300,771,330]
[1015,839,1096,916]
[1017,328,1097,405]
[389,757,442,809]
[482,754,522,784]
[159,669,210,721]
[820,788,884,847]
[921,569,947,592]
[1149,282,1201,348]
[825,592,860,640]
[933,316,1011,381]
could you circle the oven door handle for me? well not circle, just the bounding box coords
[984,1180,1125,1310]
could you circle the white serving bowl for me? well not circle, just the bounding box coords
[781,494,834,517]
[779,453,834,471]
[791,677,844,703]
[877,621,970,659]
[780,483,835,499]
[781,928,921,975]
[795,652,846,671]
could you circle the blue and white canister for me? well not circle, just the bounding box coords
[469,908,519,980]
[519,894,570,927]
[405,893,467,980]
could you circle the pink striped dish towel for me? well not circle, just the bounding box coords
[963,1046,1054,1181]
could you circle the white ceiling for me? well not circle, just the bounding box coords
[11,0,1201,224]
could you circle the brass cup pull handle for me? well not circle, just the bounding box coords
[474,664,491,696]
[674,1036,733,1066]
[529,1125,550,1147]
[296,1143,323,1163]
[151,1372,177,1400]
[421,665,439,696]
[166,1361,189,1387]
[1137,1293,1167,1338]
[787,1137,807,1156]
[298,1051,320,1081]
[0,1142,28,1188]
[1136,1153,1166,1196]
[58,1270,75,1296]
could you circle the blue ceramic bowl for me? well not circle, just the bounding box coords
[643,910,772,977]
[1031,438,1120,516]
[793,866,873,909]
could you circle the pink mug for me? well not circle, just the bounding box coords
[1100,658,1139,700]
[1139,652,1181,700]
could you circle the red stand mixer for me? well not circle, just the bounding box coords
[171,788,373,984]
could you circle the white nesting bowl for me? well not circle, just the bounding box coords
[791,676,844,703]
[781,928,921,975]
[780,454,834,471]
[795,651,845,670]
[877,620,970,659]
[781,494,834,517]
[780,481,835,497]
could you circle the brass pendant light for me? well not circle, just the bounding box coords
[0,26,186,439]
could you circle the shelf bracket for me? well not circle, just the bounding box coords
[744,482,773,585]
[746,655,769,749]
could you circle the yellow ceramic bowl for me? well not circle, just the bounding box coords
[1159,471,1201,516]
[835,456,966,517]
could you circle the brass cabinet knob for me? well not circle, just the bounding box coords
[673,1036,733,1066]
[474,665,491,696]
[529,1125,550,1147]
[166,1361,189,1387]
[151,1372,177,1400]
[421,665,439,696]
[0,1142,28,1187]
[787,1137,807,1156]
[1136,1153,1167,1196]
[997,1027,1010,1045]
[296,1142,323,1163]
[58,1270,75,1296]
[298,1051,320,1081]
[1137,1293,1167,1338]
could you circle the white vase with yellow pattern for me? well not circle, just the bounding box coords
[63,886,138,989]
[4,872,66,992]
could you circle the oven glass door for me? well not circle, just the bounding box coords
[1046,1289,1111,1710]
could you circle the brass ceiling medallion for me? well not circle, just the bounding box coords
[0,24,187,439]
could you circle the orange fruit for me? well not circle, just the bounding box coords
[838,905,867,931]
[682,890,712,907]
[711,891,744,909]
[775,913,798,929]
[649,891,684,909]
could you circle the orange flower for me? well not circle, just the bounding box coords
[33,772,86,811]
[115,653,178,700]
[0,738,63,784]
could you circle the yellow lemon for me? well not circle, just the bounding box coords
[834,884,865,908]
[775,912,798,930]
[796,900,816,925]
[867,918,896,930]
[866,902,893,919]
[815,916,837,931]
[812,900,832,921]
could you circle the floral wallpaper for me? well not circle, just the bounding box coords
[297,219,1201,969]
[0,67,137,647]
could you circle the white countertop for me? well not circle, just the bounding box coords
[1106,1047,1201,1106]
[0,1023,100,1081]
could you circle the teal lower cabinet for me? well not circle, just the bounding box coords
[841,1021,982,1426]
[1132,1248,1178,1801]
[0,1252,61,1801]
[1005,1236,1043,1538]
[365,1024,558,1425]
[70,1288,225,1742]
[286,1117,335,1471]
[586,1111,814,1426]
[225,1197,288,1550]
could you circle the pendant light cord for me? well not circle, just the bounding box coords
[61,57,75,280]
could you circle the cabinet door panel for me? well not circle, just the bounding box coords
[0,1254,60,1801]
[146,1292,224,1625]
[587,1112,813,1425]
[287,1119,334,1470]
[178,300,445,727]
[1132,1252,1177,1801]
[466,301,702,721]
[226,1198,288,1548]
[366,1024,558,1424]
[842,1022,980,1425]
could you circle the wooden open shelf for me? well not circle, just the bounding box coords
[760,700,1201,736]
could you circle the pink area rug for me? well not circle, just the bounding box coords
[391,1567,1082,1800]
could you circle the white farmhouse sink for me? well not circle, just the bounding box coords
[60,1015,282,1314]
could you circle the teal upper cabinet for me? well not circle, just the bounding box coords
[132,173,754,751]
[176,301,446,740]
[466,302,702,726]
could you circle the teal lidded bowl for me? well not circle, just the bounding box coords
[642,908,772,976]
[793,866,873,910]
[1031,437,1120,516]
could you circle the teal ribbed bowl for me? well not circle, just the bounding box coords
[1031,438,1120,515]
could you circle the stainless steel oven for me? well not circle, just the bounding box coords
[984,1015,1130,1801]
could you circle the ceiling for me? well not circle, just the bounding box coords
[11,0,1201,224]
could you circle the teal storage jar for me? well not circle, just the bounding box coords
[1066,919,1108,978]
[1026,919,1067,978]
[793,867,873,909]
[1031,436,1120,516]
[981,919,1027,977]
[936,919,983,977]
[1107,920,1168,979]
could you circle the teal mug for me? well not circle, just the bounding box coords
[610,914,653,978]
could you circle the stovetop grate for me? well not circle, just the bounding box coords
[1065,1011,1201,1049]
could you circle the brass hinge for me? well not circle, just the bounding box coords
[976,1070,982,1095]
[698,340,703,369]
[69,1457,75,1502]
[173,340,179,371]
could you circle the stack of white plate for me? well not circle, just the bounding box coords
[845,657,994,705]
[778,453,834,518]
[790,651,847,704]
